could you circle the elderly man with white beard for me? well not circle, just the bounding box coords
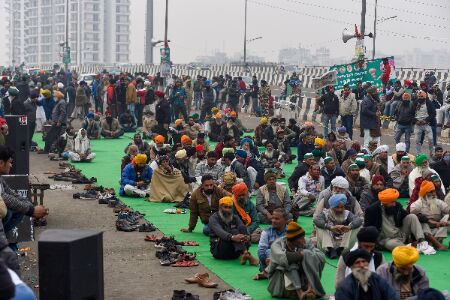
[410,180,450,251]
[335,249,399,300]
[313,176,364,220]
[409,153,444,196]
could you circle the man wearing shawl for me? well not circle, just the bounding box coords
[377,246,429,299]
[69,128,96,162]
[410,180,450,251]
[372,145,394,173]
[149,155,191,202]
[409,154,444,196]
[209,197,258,265]
[364,188,435,254]
[231,182,260,243]
[267,221,326,299]
[313,193,363,259]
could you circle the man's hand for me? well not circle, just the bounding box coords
[429,220,441,228]
[265,212,272,221]
[137,181,145,187]
[180,228,192,233]
[33,205,49,219]
[340,226,351,233]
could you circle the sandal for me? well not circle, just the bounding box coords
[179,241,199,246]
[144,234,160,242]
[171,260,199,267]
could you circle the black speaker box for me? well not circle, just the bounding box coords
[4,115,29,175]
[38,229,104,300]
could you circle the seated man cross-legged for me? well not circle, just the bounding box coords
[120,154,152,197]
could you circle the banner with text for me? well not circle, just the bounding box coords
[330,57,396,92]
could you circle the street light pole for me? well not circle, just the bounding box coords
[243,0,248,66]
[65,0,69,70]
[164,0,169,48]
[372,0,377,60]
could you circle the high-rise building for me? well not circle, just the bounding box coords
[6,0,130,66]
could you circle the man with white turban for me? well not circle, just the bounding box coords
[313,176,363,219]
[372,145,394,173]
[392,142,415,166]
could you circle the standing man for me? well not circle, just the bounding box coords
[360,86,381,148]
[125,77,138,125]
[339,84,357,139]
[321,85,339,137]
[24,90,39,148]
[414,90,435,156]
[258,80,271,117]
[200,80,215,121]
[42,91,66,154]
[170,80,188,122]
[394,93,415,153]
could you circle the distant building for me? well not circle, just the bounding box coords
[6,0,130,66]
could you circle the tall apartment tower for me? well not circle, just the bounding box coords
[6,0,130,66]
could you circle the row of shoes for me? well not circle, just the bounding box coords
[48,162,97,184]
[146,235,200,267]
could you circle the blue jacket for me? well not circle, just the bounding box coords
[120,163,153,195]
[335,272,399,300]
[38,97,56,121]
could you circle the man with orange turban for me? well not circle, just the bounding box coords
[149,134,170,161]
[364,188,435,254]
[231,182,260,245]
[209,196,257,264]
[410,180,450,251]
[377,246,430,299]
[180,135,192,147]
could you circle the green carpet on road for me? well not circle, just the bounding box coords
[33,133,450,298]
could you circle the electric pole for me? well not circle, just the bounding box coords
[372,0,378,60]
[243,0,248,67]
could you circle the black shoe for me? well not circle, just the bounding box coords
[185,293,199,300]
[174,192,191,209]
[115,220,136,232]
[138,222,156,232]
[172,290,186,300]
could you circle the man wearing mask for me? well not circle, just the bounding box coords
[320,85,339,137]
[101,110,124,138]
[181,174,230,235]
[394,93,415,152]
[339,84,358,139]
[171,80,188,122]
[200,80,215,121]
[360,86,381,148]
[414,91,435,156]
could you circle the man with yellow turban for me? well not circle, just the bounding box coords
[231,182,260,244]
[209,196,257,264]
[120,153,152,197]
[377,246,429,299]
[267,221,326,299]
[254,117,269,146]
[208,113,224,142]
[410,180,450,251]
[364,188,436,254]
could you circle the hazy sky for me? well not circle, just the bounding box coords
[1,0,449,65]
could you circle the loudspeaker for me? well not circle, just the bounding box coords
[4,115,29,175]
[2,174,33,243]
[39,229,104,300]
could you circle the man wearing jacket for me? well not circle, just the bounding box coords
[120,154,152,197]
[414,91,435,156]
[339,84,358,139]
[320,85,339,137]
[360,86,381,148]
[181,174,230,235]
[42,91,66,154]
[394,93,415,153]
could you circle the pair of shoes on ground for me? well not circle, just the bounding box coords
[138,222,156,232]
[172,290,199,300]
[185,272,218,288]
[213,289,252,300]
[239,252,259,266]
[115,219,137,232]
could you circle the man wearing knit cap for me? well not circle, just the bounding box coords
[209,196,258,264]
[377,246,429,299]
[321,156,345,189]
[392,142,416,166]
[410,180,450,251]
[364,188,435,254]
[267,221,326,298]
[346,163,369,202]
[360,175,386,212]
[409,153,443,196]
[256,170,292,224]
[120,153,152,197]
[314,193,363,259]
[390,155,414,198]
[335,249,398,300]
[313,176,364,220]
[335,226,386,288]
[288,152,316,193]
[294,163,325,216]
